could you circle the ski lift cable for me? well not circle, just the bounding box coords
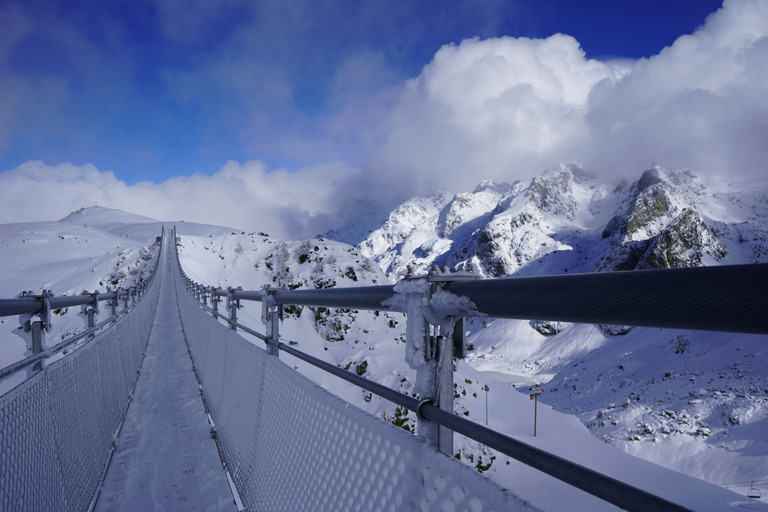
[721,478,768,487]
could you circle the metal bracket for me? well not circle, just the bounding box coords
[211,288,221,319]
[17,290,52,331]
[109,295,118,317]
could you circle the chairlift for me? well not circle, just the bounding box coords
[747,481,761,499]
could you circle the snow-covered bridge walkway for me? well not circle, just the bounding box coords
[94,236,236,511]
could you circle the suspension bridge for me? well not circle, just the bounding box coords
[1,228,767,511]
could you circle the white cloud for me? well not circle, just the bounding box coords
[2,0,766,241]
[365,0,768,194]
[585,0,768,178]
[365,33,624,194]
[0,160,360,240]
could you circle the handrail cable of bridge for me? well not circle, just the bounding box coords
[175,221,768,512]
[0,233,163,381]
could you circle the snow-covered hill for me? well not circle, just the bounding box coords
[0,206,234,368]
[61,205,236,241]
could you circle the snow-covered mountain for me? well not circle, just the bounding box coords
[351,165,768,499]
[1,176,766,508]
[358,165,767,279]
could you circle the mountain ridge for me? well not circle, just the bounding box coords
[355,165,768,280]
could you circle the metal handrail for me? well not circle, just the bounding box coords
[186,263,768,334]
[1,287,141,319]
[188,285,694,511]
[175,246,768,511]
[268,337,690,512]
[0,229,164,381]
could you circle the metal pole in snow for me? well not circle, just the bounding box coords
[529,386,543,437]
[483,384,489,425]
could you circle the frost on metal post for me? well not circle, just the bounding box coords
[384,274,481,453]
[211,287,221,319]
[13,290,53,374]
[226,287,241,331]
[262,288,281,358]
[79,290,100,330]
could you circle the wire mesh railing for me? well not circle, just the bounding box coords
[0,229,165,511]
[175,227,767,512]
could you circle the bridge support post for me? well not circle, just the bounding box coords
[395,273,476,456]
[81,291,99,332]
[17,290,52,374]
[398,280,453,454]
[262,290,281,358]
[226,288,240,331]
[435,323,454,456]
[212,289,220,319]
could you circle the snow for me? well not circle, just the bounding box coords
[0,220,162,511]
[2,177,768,511]
[174,238,765,509]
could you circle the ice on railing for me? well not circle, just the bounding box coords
[0,239,163,511]
[176,267,535,511]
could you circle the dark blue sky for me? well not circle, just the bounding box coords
[0,0,724,183]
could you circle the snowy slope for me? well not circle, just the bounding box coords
[60,205,236,242]
[0,212,161,369]
[0,206,231,369]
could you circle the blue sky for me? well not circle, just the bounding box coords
[2,0,766,238]
[1,0,723,183]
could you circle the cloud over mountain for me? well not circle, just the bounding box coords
[1,0,766,239]
[366,0,768,194]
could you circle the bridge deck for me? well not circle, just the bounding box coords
[95,243,237,511]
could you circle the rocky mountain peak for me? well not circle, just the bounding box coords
[357,165,762,281]
[635,166,666,192]
[526,165,582,220]
[472,179,515,195]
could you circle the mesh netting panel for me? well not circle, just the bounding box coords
[0,255,162,511]
[176,280,534,512]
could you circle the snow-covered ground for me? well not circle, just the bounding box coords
[2,188,767,509]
